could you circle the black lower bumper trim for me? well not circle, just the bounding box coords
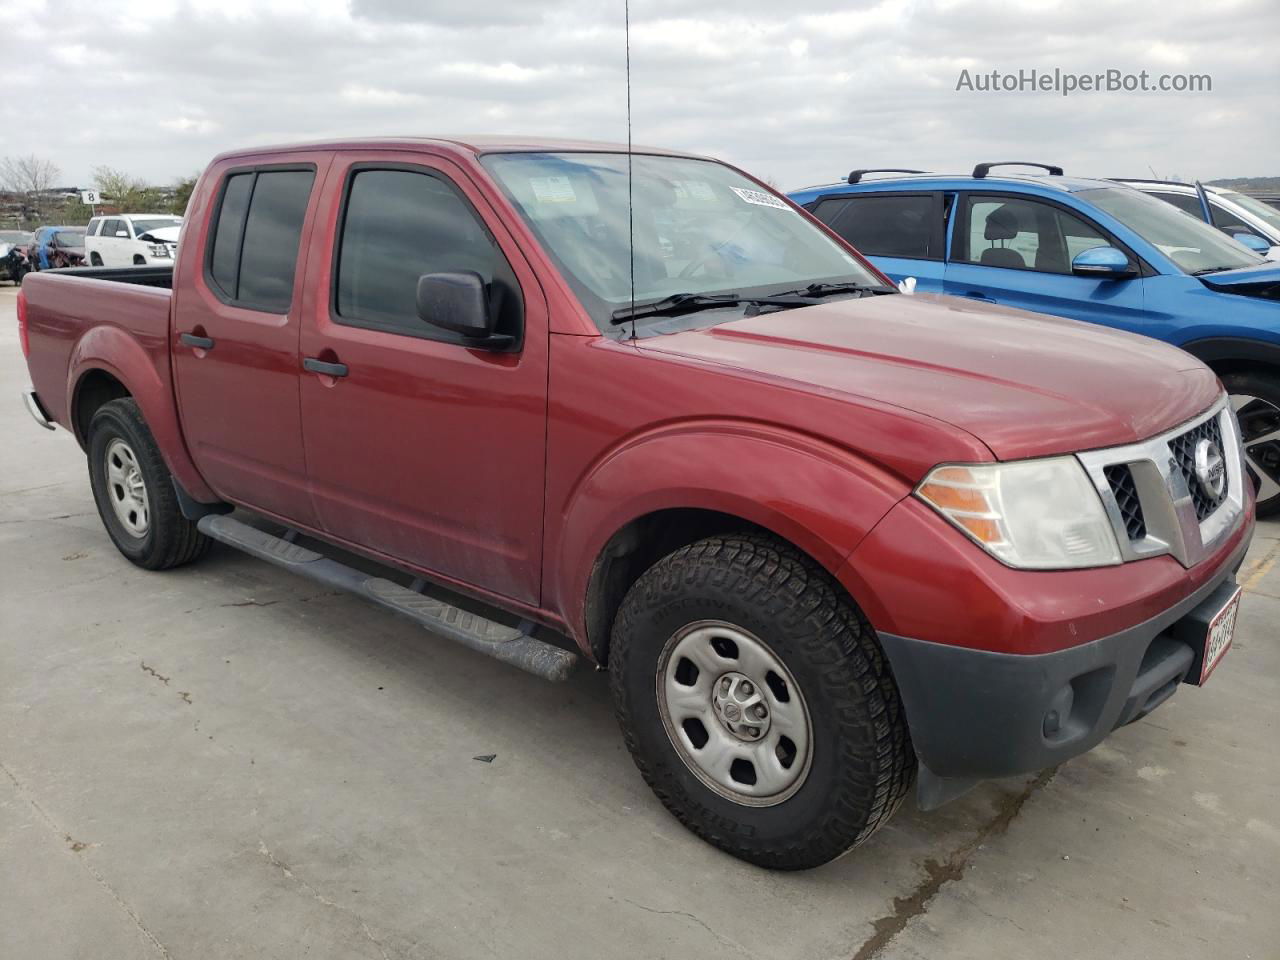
[881,532,1250,809]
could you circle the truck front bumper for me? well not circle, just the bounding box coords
[878,527,1251,809]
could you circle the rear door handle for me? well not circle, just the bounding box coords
[180,332,215,349]
[303,357,349,378]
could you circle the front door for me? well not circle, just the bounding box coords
[944,193,1149,335]
[296,152,549,605]
[172,154,331,526]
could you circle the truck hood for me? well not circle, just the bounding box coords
[138,226,181,243]
[1197,261,1280,300]
[637,293,1221,461]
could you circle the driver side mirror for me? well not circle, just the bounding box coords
[416,271,511,348]
[116,230,129,238]
[1071,245,1136,279]
[1232,232,1270,256]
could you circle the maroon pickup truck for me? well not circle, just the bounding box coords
[18,137,1254,869]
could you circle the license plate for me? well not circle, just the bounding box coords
[1200,586,1241,684]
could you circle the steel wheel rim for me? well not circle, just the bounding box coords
[1231,393,1280,504]
[656,620,813,807]
[105,438,149,538]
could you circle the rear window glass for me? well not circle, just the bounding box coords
[827,195,937,259]
[207,169,314,311]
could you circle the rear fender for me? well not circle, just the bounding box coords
[550,421,910,647]
[68,325,217,502]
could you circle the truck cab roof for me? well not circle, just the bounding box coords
[211,135,709,164]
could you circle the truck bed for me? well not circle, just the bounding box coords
[22,267,174,433]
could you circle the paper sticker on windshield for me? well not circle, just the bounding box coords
[730,186,789,210]
[529,176,578,204]
[672,179,717,202]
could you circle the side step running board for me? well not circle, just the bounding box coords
[196,515,578,682]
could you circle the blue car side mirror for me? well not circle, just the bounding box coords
[1071,245,1136,278]
[1232,232,1270,255]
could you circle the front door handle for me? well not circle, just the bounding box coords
[180,332,215,349]
[303,357,349,378]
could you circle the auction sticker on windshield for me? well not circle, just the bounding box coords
[1199,586,1241,684]
[730,186,789,209]
[530,176,578,204]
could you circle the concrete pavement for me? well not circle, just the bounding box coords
[1,283,1276,959]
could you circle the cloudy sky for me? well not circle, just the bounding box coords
[3,0,1276,191]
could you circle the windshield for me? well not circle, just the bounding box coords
[1080,186,1262,275]
[1218,191,1280,236]
[480,152,881,332]
[54,230,85,247]
[130,218,181,236]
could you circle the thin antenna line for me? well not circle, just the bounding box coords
[624,0,636,340]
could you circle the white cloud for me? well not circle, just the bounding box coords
[0,0,1275,190]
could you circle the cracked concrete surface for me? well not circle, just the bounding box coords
[1,286,1277,959]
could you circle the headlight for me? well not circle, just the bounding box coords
[149,244,171,258]
[917,457,1121,569]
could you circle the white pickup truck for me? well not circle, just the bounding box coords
[85,213,182,267]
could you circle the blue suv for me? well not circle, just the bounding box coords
[790,163,1280,514]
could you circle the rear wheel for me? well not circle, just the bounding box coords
[89,253,103,266]
[87,398,210,569]
[1223,371,1280,517]
[609,534,913,870]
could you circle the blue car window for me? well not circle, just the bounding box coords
[964,197,1109,274]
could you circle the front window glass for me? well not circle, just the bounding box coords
[480,152,879,332]
[1216,192,1280,234]
[1080,186,1262,275]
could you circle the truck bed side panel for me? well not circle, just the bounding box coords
[21,272,216,501]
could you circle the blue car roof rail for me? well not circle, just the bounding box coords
[973,161,1063,179]
[846,168,927,184]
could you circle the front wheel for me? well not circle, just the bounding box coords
[609,534,913,870]
[87,398,210,569]
[1223,372,1280,517]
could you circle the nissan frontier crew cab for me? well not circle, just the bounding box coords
[18,137,1254,870]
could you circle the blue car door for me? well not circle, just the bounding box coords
[808,191,948,292]
[943,192,1149,336]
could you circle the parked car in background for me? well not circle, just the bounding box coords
[28,225,86,270]
[1116,179,1280,260]
[0,230,32,284]
[790,165,1280,514]
[17,137,1254,869]
[85,214,182,267]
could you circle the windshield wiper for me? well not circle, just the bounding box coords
[609,292,818,324]
[769,281,898,298]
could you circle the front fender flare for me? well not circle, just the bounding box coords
[68,326,217,502]
[549,421,911,647]
[1179,336,1280,371]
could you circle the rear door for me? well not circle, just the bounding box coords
[809,191,947,291]
[943,192,1150,335]
[172,154,332,525]
[98,218,125,265]
[296,151,549,604]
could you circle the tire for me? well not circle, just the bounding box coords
[90,253,103,266]
[1222,371,1280,517]
[87,398,211,569]
[133,255,145,265]
[609,533,913,870]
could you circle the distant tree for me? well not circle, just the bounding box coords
[171,174,199,216]
[92,165,163,212]
[0,154,62,224]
